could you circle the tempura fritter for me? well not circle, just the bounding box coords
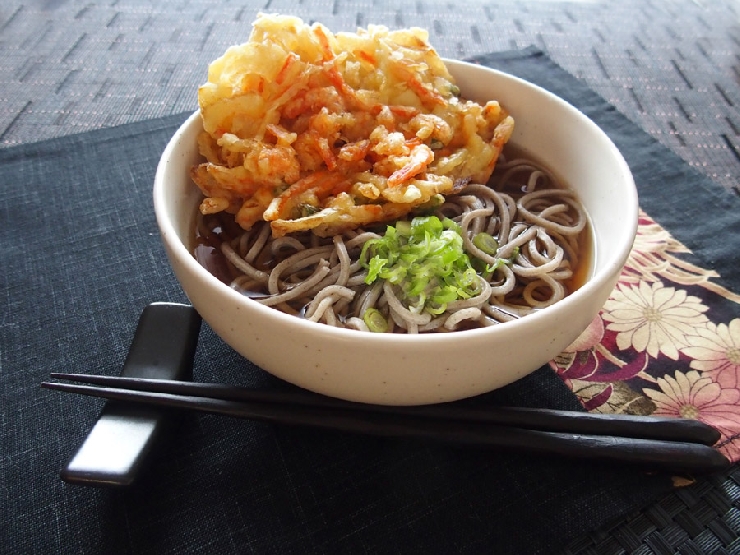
[192,13,515,236]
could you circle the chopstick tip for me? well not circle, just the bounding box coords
[49,372,83,380]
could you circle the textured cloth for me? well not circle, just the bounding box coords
[475,49,740,464]
[2,0,740,198]
[2,49,738,555]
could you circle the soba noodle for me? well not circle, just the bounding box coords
[194,154,589,333]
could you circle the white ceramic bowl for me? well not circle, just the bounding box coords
[153,60,637,405]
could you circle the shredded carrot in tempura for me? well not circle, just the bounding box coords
[192,13,514,237]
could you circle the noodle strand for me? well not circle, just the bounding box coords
[194,155,589,333]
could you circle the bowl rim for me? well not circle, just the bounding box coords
[153,60,638,345]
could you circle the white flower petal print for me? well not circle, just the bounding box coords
[652,284,683,310]
[603,281,708,359]
[652,326,680,360]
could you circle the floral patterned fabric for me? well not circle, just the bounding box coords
[552,210,740,461]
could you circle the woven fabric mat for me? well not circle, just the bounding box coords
[0,109,675,555]
[1,0,740,196]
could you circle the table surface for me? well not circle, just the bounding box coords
[2,0,740,198]
[3,1,740,554]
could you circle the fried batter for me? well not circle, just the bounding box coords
[192,13,514,237]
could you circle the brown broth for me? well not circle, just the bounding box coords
[567,225,592,293]
[493,144,593,295]
[192,147,594,301]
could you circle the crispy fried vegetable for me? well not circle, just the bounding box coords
[192,13,514,236]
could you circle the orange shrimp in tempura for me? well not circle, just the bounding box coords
[192,13,514,237]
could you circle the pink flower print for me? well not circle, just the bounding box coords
[644,370,740,460]
[683,319,740,389]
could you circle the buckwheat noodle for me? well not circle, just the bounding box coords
[195,155,588,333]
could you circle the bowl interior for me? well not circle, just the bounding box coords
[161,62,637,292]
[447,61,636,285]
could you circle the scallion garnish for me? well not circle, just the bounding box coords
[360,216,482,316]
[472,232,499,255]
[363,308,389,333]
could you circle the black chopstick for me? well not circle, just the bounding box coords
[42,375,730,474]
[48,372,721,445]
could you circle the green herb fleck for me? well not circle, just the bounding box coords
[296,203,319,218]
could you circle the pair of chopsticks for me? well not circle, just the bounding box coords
[42,373,730,474]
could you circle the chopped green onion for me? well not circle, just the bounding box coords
[363,308,388,333]
[472,232,499,255]
[395,220,412,236]
[360,216,481,316]
[484,259,505,274]
[457,267,479,291]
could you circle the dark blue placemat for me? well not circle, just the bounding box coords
[5,48,738,555]
[472,47,740,296]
